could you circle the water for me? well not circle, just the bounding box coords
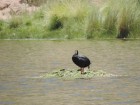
[0,40,140,105]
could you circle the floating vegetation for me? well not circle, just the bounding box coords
[40,69,116,80]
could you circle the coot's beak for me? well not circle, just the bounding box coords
[75,50,78,55]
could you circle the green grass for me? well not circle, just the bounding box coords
[0,0,140,39]
[85,0,140,39]
[43,0,90,39]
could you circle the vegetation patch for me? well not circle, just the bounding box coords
[0,0,140,39]
[40,69,116,80]
[47,14,63,31]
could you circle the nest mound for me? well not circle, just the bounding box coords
[40,69,116,79]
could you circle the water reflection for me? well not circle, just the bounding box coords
[0,40,140,105]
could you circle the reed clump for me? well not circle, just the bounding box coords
[85,0,140,39]
[44,0,90,39]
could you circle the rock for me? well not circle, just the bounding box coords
[0,0,39,20]
[26,6,39,14]
[0,8,11,20]
[0,0,11,10]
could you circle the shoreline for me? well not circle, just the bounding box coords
[1,38,140,41]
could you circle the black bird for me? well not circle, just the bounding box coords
[72,50,91,74]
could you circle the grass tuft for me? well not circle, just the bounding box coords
[47,14,63,31]
[85,0,140,39]
[9,16,23,29]
[0,20,4,31]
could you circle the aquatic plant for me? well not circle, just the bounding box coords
[40,69,115,80]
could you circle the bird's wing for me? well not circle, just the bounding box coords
[78,56,90,63]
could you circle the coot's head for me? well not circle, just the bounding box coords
[75,50,78,55]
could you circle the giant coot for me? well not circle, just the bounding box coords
[72,50,91,74]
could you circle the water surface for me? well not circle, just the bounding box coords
[0,40,140,105]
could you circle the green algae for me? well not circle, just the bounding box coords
[40,69,116,79]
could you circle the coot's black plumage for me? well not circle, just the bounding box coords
[72,50,91,74]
